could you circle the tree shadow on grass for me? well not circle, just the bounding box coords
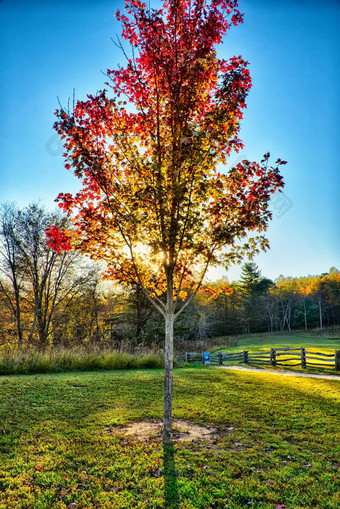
[163,442,180,508]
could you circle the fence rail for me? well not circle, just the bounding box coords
[177,347,340,372]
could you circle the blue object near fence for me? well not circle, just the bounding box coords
[203,352,210,365]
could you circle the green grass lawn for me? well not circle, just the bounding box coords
[215,331,340,354]
[209,331,340,373]
[0,367,339,508]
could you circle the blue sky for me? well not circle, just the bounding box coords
[0,0,339,282]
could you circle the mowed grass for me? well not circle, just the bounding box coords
[0,367,339,508]
[217,331,340,353]
[212,331,340,372]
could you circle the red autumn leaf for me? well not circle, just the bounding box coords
[45,225,71,253]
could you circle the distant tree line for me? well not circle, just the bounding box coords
[204,263,340,336]
[1,202,339,349]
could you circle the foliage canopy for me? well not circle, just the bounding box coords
[49,0,285,316]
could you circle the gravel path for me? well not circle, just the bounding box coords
[216,365,340,381]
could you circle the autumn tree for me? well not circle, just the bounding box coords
[294,276,318,330]
[49,0,285,441]
[307,270,340,329]
[49,267,103,346]
[272,276,301,331]
[0,202,95,347]
[123,283,156,345]
[0,202,26,346]
[99,283,158,348]
[323,268,340,326]
[0,279,15,344]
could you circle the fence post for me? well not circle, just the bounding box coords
[301,347,307,369]
[243,351,249,364]
[218,352,223,365]
[335,350,340,371]
[270,348,276,367]
[185,352,190,363]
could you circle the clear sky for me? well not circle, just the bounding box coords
[1,0,339,282]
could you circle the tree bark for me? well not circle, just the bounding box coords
[163,284,174,443]
[303,299,307,331]
[13,283,23,347]
[318,293,323,329]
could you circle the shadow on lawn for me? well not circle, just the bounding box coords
[163,442,180,508]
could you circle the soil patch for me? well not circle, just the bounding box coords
[120,420,218,442]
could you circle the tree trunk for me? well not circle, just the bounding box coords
[14,288,23,347]
[163,310,174,442]
[163,284,174,443]
[266,301,274,332]
[28,298,40,345]
[318,293,323,329]
[9,279,23,347]
[302,299,307,330]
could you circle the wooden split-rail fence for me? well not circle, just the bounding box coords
[177,347,340,371]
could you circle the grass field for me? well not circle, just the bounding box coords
[216,330,340,354]
[0,367,339,508]
[209,330,340,373]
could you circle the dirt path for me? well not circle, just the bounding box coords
[216,365,340,381]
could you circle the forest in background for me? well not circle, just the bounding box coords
[1,202,339,350]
